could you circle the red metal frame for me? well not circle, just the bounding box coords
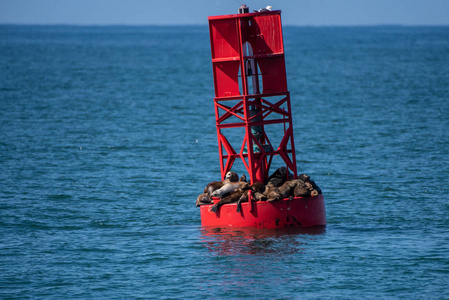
[201,9,326,228]
[209,10,298,184]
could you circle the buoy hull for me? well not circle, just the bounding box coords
[200,194,326,228]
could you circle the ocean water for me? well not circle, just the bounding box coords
[1,24,448,299]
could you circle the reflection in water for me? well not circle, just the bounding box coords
[200,226,326,256]
[195,226,327,297]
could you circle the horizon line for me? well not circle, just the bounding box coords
[1,22,449,27]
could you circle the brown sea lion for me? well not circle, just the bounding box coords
[266,177,284,188]
[277,179,306,199]
[236,191,249,213]
[293,184,311,197]
[210,189,245,213]
[268,166,294,184]
[254,191,267,201]
[250,182,265,193]
[298,173,322,194]
[236,192,267,212]
[236,182,266,212]
[307,179,322,194]
[263,178,282,202]
[196,193,212,207]
[298,173,310,182]
[239,174,247,182]
[310,189,319,197]
[203,181,223,196]
[293,175,322,197]
[264,186,280,202]
[304,181,314,191]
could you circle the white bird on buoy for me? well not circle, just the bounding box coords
[257,5,272,12]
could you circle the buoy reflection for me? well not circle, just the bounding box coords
[200,226,326,256]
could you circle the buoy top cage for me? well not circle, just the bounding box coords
[208,6,298,185]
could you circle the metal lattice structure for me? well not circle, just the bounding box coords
[208,10,297,184]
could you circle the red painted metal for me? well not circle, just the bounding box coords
[201,195,326,228]
[208,9,297,184]
[201,8,326,228]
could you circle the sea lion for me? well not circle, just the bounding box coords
[304,181,314,191]
[265,187,280,202]
[224,171,239,184]
[250,182,265,193]
[307,178,322,194]
[196,171,240,207]
[236,182,266,212]
[293,184,311,197]
[202,171,239,196]
[310,189,319,197]
[254,191,267,201]
[203,181,223,196]
[266,177,284,188]
[210,181,249,198]
[236,191,249,213]
[277,179,307,199]
[239,174,247,182]
[298,173,322,194]
[267,166,294,184]
[210,189,245,213]
[292,175,322,197]
[263,180,281,202]
[264,177,282,201]
[196,193,212,207]
[298,173,310,182]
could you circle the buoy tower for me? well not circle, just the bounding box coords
[200,6,326,228]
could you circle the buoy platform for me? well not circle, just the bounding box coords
[201,194,326,228]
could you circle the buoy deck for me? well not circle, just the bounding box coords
[200,194,326,228]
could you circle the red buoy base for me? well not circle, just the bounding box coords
[200,194,326,228]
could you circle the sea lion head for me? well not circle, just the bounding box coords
[298,173,310,182]
[250,182,265,193]
[225,171,239,182]
[196,193,211,207]
[278,166,287,175]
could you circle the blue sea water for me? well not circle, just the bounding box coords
[1,24,449,299]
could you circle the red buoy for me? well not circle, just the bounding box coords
[201,194,326,228]
[200,7,326,228]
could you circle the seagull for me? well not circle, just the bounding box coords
[257,5,272,12]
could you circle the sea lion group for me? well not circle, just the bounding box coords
[196,167,322,213]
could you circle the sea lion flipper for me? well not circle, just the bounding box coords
[236,200,242,213]
[210,204,219,213]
